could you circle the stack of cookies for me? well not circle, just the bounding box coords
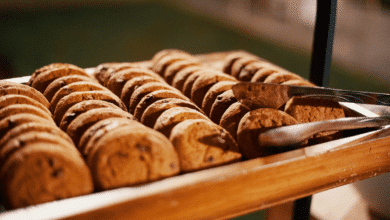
[0,81,93,209]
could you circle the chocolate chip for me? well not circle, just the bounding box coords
[51,168,63,178]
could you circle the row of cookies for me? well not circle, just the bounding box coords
[93,53,242,173]
[0,81,94,209]
[220,51,316,87]
[27,64,181,191]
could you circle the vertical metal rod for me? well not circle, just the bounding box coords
[293,1,337,219]
[309,0,338,87]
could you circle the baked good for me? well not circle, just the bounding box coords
[201,81,237,117]
[238,61,274,82]
[153,107,210,138]
[120,76,165,108]
[171,65,204,91]
[66,107,136,148]
[0,94,52,116]
[1,142,93,209]
[163,59,199,85]
[29,65,89,93]
[43,75,96,102]
[230,56,259,79]
[133,89,192,120]
[93,62,139,86]
[281,80,317,87]
[86,122,180,190]
[128,82,178,114]
[182,69,210,98]
[263,72,303,84]
[53,90,127,125]
[59,100,122,132]
[250,67,279,83]
[105,67,163,97]
[169,119,241,173]
[0,81,50,108]
[209,90,237,124]
[140,98,202,128]
[237,108,298,159]
[219,102,250,141]
[27,63,85,87]
[151,52,195,76]
[190,72,237,107]
[221,51,257,74]
[49,81,109,112]
[0,114,56,139]
[0,104,53,123]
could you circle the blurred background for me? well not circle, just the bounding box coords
[1,0,390,219]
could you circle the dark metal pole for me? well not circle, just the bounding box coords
[293,1,337,220]
[309,0,338,87]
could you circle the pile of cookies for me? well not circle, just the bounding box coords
[0,49,346,210]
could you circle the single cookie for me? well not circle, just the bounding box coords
[128,82,178,114]
[49,81,110,112]
[281,79,317,87]
[106,67,163,97]
[30,65,89,93]
[219,102,251,141]
[87,123,180,190]
[201,81,237,117]
[140,98,202,128]
[190,72,237,107]
[154,107,210,138]
[171,65,204,91]
[43,75,96,102]
[151,49,190,65]
[59,100,123,132]
[79,118,144,156]
[0,114,55,139]
[0,82,50,108]
[163,59,199,85]
[170,119,241,173]
[133,89,192,121]
[53,90,127,125]
[0,94,52,117]
[120,76,165,108]
[230,56,259,79]
[209,90,237,124]
[0,104,53,123]
[1,142,93,209]
[237,108,298,159]
[263,72,303,84]
[28,63,85,87]
[66,107,136,148]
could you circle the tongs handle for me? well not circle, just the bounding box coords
[258,116,390,147]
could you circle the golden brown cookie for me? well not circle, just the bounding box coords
[86,123,180,190]
[209,90,237,124]
[79,118,144,156]
[0,122,73,152]
[170,119,241,173]
[50,81,110,112]
[250,67,279,83]
[151,49,189,65]
[1,142,93,209]
[219,102,251,141]
[263,71,303,84]
[133,89,192,121]
[238,61,274,81]
[281,79,317,87]
[105,67,163,97]
[43,75,96,102]
[237,108,298,159]
[30,65,89,93]
[201,81,237,117]
[182,69,211,98]
[27,63,85,87]
[59,100,122,132]
[0,114,55,139]
[128,82,178,114]
[190,72,237,107]
[140,98,202,128]
[93,62,138,86]
[0,104,53,123]
[120,76,165,108]
[151,52,195,76]
[221,51,256,74]
[163,59,199,85]
[230,56,259,79]
[0,82,50,108]
[154,107,210,138]
[66,107,136,148]
[0,94,52,116]
[53,90,127,125]
[171,65,204,91]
